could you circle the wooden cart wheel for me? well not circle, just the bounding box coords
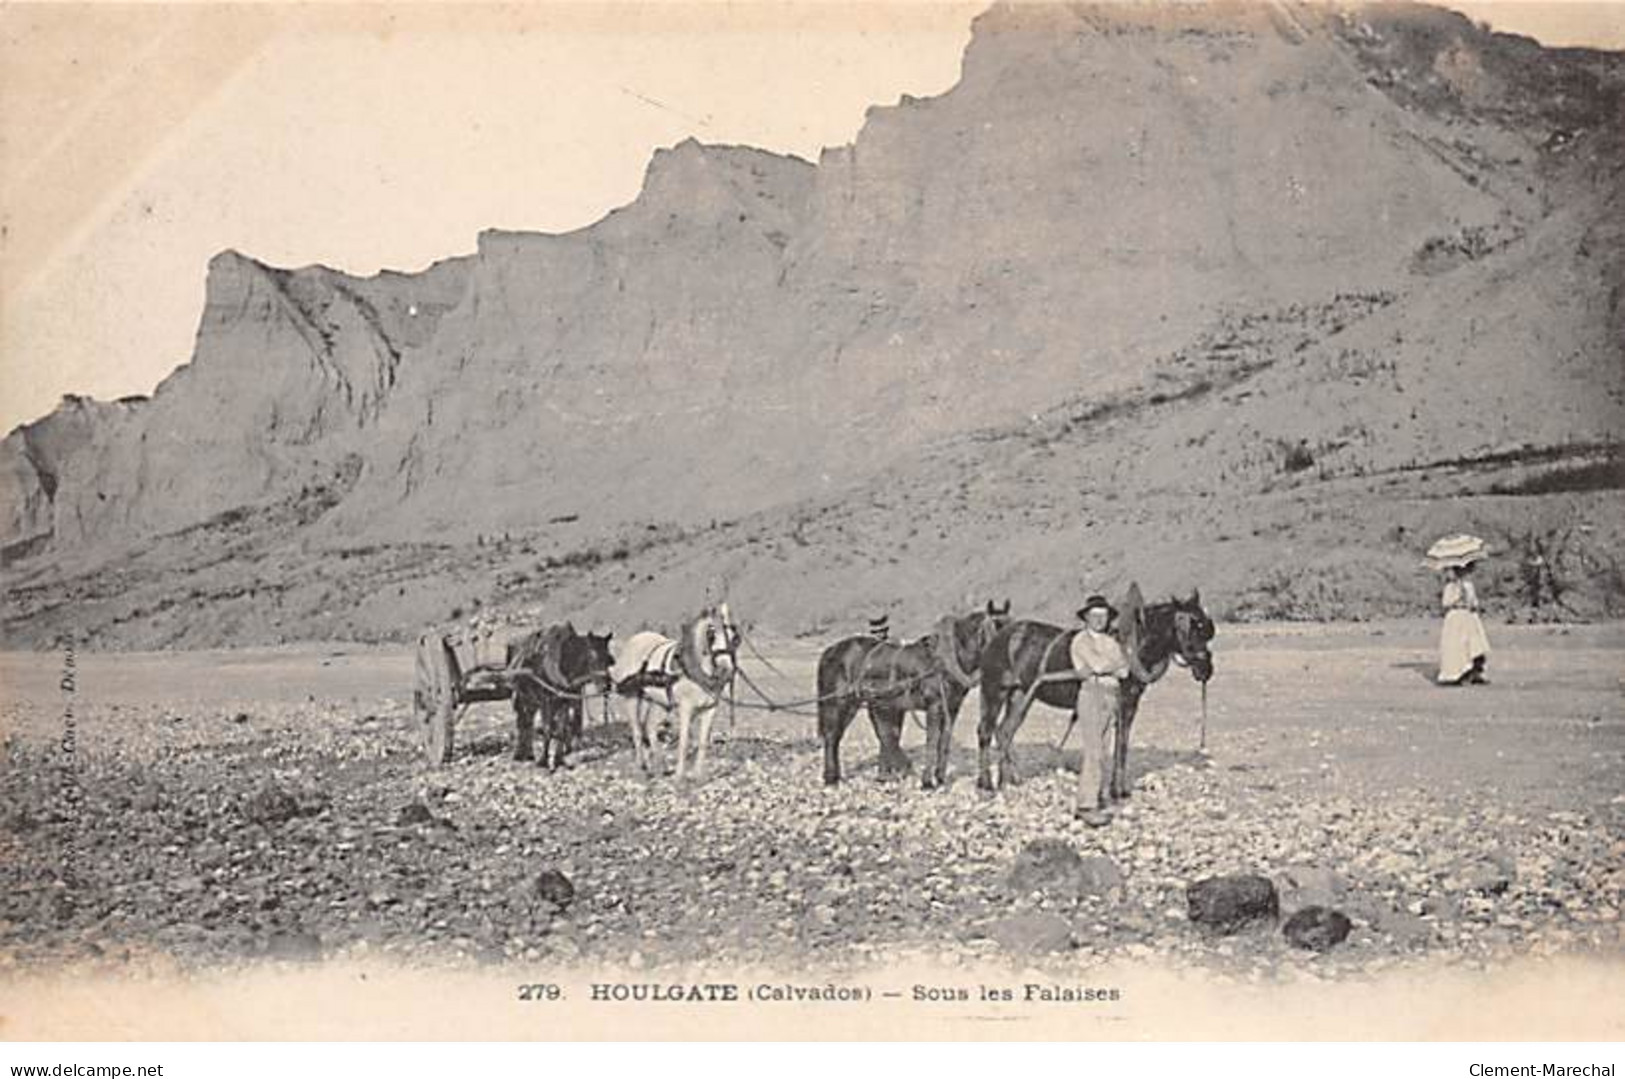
[414,632,462,765]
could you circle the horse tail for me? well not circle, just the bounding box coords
[815,645,845,705]
[540,623,573,693]
[816,639,868,729]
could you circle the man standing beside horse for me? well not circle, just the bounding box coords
[977,585,1213,801]
[1070,595,1131,827]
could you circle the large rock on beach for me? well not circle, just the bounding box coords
[1009,839,1123,899]
[1187,874,1280,933]
[1282,906,1353,951]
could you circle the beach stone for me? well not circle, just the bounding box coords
[1187,874,1280,933]
[1009,839,1123,899]
[1074,856,1125,897]
[988,911,1075,954]
[534,869,576,911]
[1275,865,1346,913]
[397,802,435,826]
[1283,906,1353,951]
[1464,859,1516,897]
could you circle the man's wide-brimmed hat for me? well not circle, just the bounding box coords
[1426,533,1488,570]
[1077,594,1118,622]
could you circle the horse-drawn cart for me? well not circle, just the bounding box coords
[413,623,616,766]
[412,630,519,764]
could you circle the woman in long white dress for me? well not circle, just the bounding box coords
[1437,562,1491,685]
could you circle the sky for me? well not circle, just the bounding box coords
[2,1,1622,433]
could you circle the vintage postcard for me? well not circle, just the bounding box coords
[1,0,1622,1043]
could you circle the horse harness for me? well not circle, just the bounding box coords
[853,614,983,706]
[847,638,922,705]
[1002,619,1161,722]
[623,616,737,710]
[508,625,600,701]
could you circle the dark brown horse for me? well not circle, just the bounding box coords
[818,601,1011,789]
[976,588,1214,794]
[507,623,615,770]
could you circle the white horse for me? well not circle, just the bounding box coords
[611,604,739,782]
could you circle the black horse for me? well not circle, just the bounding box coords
[818,601,1011,789]
[507,623,615,769]
[976,588,1214,794]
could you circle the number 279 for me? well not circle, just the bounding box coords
[518,984,563,1001]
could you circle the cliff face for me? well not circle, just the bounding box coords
[4,2,1622,644]
[0,396,133,562]
[34,251,475,551]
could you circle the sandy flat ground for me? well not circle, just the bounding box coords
[1,619,1621,1030]
[5,619,1619,807]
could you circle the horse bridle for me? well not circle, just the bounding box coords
[685,611,739,698]
[706,617,739,669]
[968,608,1007,679]
[1168,609,1212,675]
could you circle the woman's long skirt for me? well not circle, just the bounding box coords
[1437,610,1491,684]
